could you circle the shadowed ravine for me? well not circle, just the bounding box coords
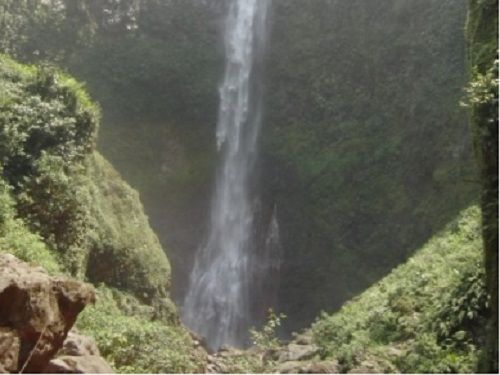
[182,0,276,350]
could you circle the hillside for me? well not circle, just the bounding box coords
[0,54,206,373]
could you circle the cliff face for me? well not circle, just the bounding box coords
[465,0,498,371]
[262,0,477,332]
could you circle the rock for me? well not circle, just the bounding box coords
[293,333,314,345]
[207,363,218,373]
[187,328,209,352]
[0,253,95,373]
[262,348,280,363]
[44,355,114,373]
[277,360,340,374]
[59,330,100,356]
[278,343,319,362]
[218,347,244,358]
[387,346,405,358]
[348,364,379,374]
[0,327,20,372]
[278,361,303,373]
[303,360,340,373]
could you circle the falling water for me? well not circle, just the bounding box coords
[182,0,272,350]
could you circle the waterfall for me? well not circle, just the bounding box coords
[182,0,273,350]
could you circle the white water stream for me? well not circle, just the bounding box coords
[182,0,272,350]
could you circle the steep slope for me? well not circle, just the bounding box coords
[209,206,487,373]
[307,206,487,373]
[0,54,205,372]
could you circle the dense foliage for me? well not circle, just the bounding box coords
[0,55,98,274]
[77,286,206,373]
[264,0,478,331]
[0,55,204,373]
[311,206,487,373]
[0,55,171,299]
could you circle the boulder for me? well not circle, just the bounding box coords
[43,355,114,373]
[278,343,319,362]
[277,360,340,374]
[0,253,95,373]
[304,360,340,373]
[277,361,304,373]
[0,328,20,372]
[59,330,100,357]
[293,333,314,345]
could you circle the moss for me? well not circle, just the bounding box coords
[311,206,487,373]
[83,151,172,305]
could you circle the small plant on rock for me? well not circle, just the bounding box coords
[250,308,286,351]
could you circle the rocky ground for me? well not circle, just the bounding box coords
[203,333,340,374]
[0,253,113,373]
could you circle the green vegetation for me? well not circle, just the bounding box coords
[464,0,498,371]
[83,152,172,308]
[77,285,206,373]
[0,54,170,300]
[311,206,487,373]
[0,177,61,274]
[250,309,287,351]
[4,3,478,332]
[0,2,495,373]
[263,0,478,331]
[0,54,203,373]
[0,0,224,299]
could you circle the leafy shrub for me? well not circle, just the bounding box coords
[0,55,98,274]
[434,267,489,343]
[15,153,90,275]
[250,309,286,351]
[0,55,171,302]
[311,206,485,373]
[0,176,61,274]
[76,286,206,374]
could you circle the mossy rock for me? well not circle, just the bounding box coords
[0,53,172,306]
[83,152,172,304]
